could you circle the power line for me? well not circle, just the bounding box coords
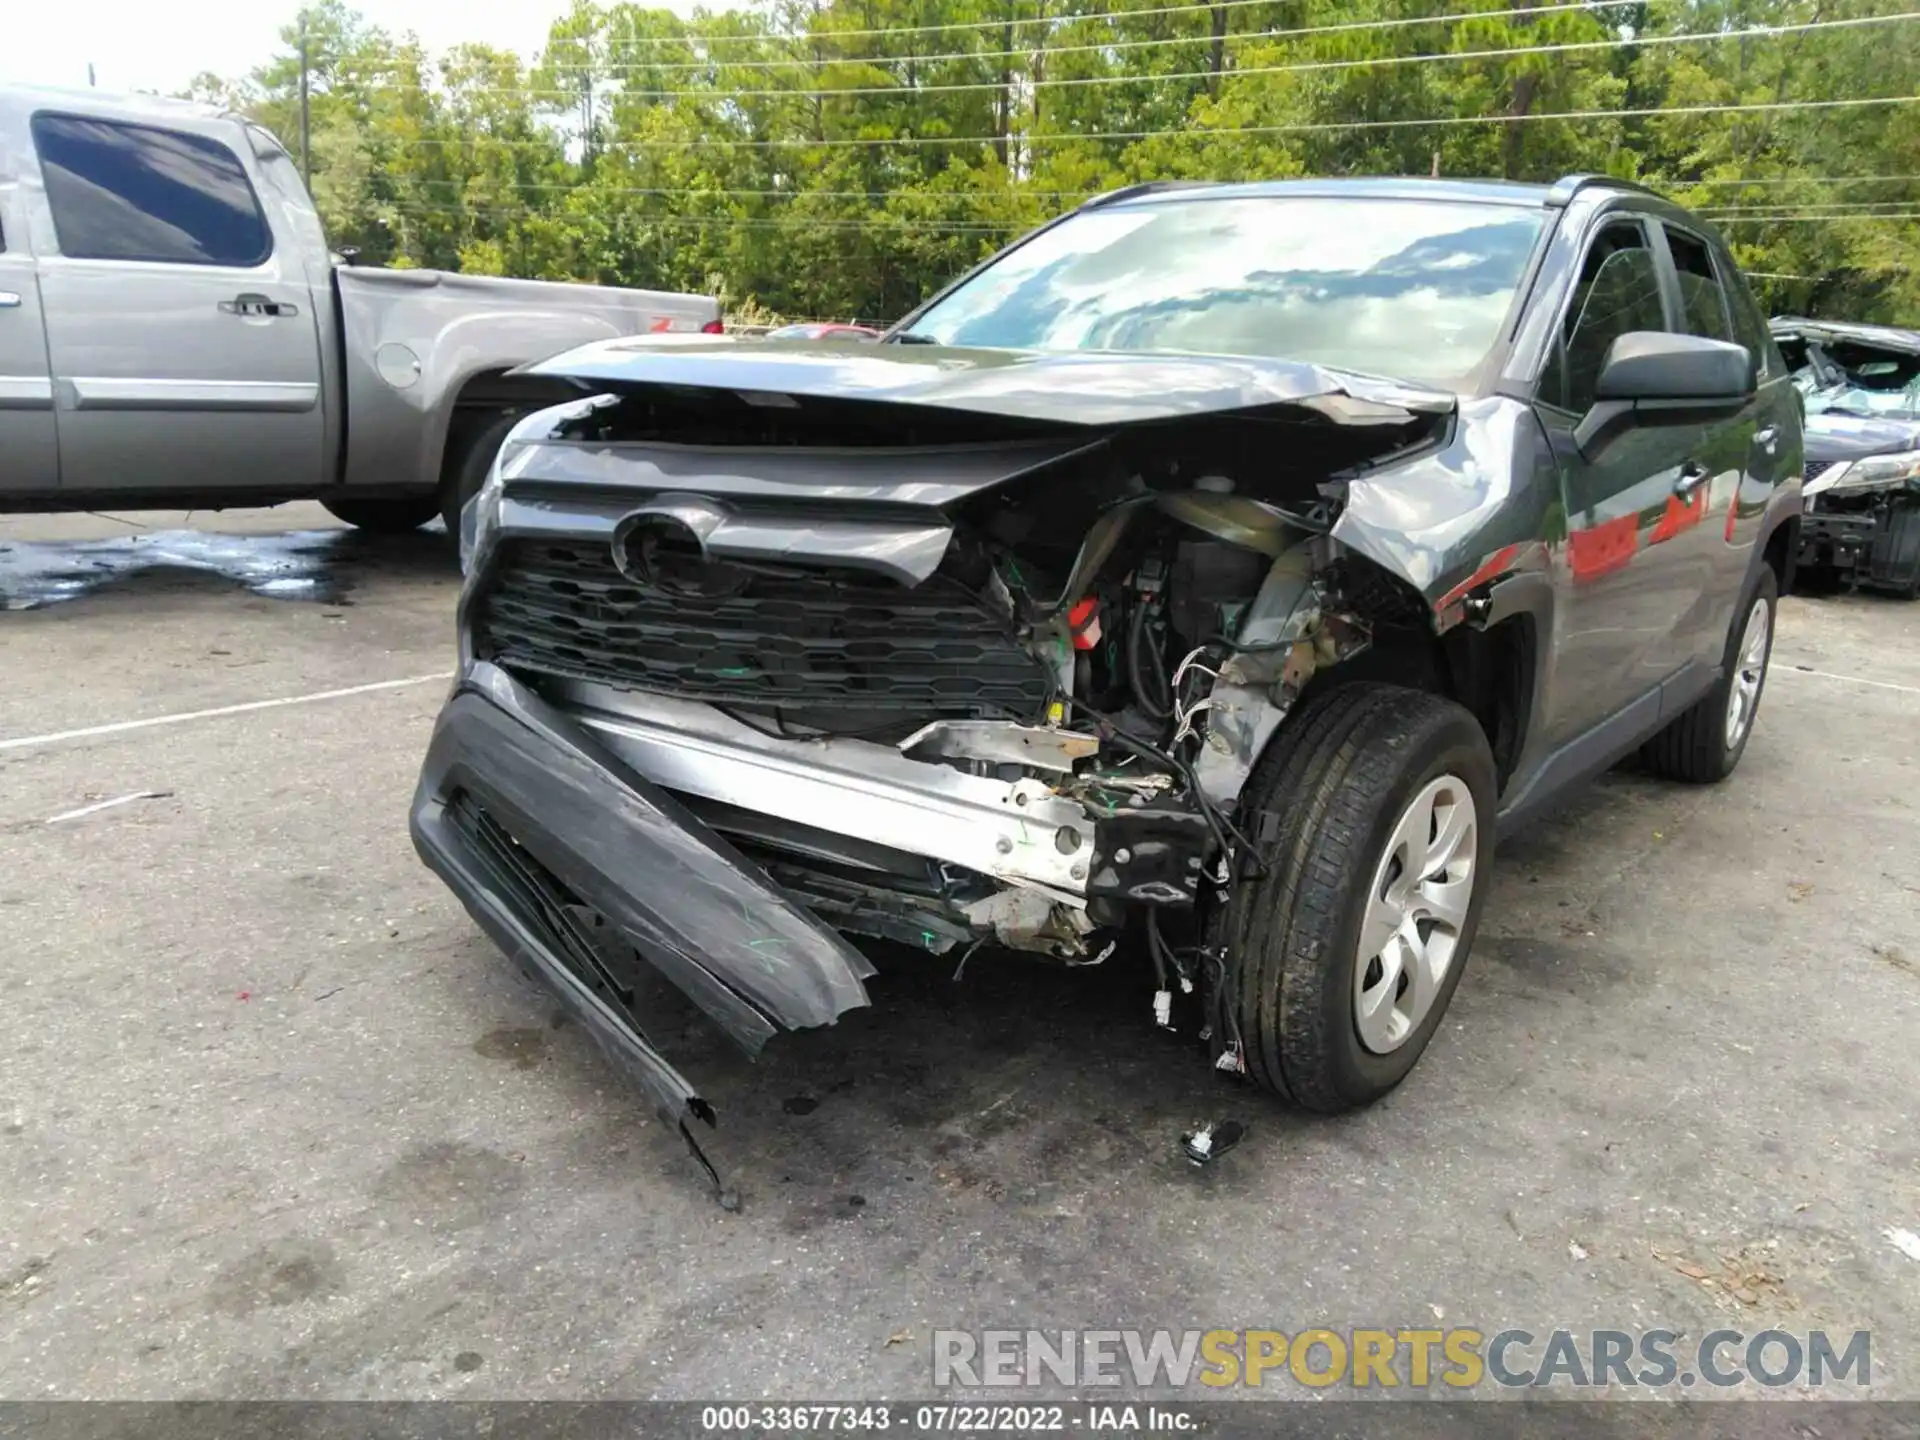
[319,0,1695,80]
[606,11,1920,100]
[1715,211,1920,222]
[590,0,1667,55]
[380,204,1016,230]
[394,92,1920,150]
[1707,207,1920,217]
[1701,199,1920,213]
[491,11,1920,101]
[416,183,1100,200]
[370,175,1920,203]
[1678,172,1920,189]
[366,174,1912,208]
[547,0,1692,77]
[354,201,1920,237]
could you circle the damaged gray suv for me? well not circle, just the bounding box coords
[412,175,1803,1197]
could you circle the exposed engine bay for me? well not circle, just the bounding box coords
[460,371,1446,1057]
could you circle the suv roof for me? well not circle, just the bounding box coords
[1085,173,1664,212]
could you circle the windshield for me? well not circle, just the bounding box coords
[1805,383,1920,421]
[901,195,1547,389]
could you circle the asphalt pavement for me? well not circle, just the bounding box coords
[2,504,1917,1400]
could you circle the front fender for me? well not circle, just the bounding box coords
[1329,395,1560,629]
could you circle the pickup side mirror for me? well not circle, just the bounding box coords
[1576,331,1756,454]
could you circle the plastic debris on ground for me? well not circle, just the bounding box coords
[1181,1119,1247,1167]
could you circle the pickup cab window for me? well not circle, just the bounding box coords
[31,114,271,267]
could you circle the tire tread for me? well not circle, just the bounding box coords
[1226,683,1491,1112]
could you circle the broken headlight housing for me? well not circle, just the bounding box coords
[1804,448,1920,501]
[459,418,543,576]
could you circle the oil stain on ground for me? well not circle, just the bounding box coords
[370,1141,526,1234]
[0,525,450,610]
[205,1238,345,1317]
[473,1028,548,1071]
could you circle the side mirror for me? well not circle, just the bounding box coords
[1595,331,1756,404]
[1576,332,1756,454]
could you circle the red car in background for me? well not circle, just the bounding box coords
[764,322,883,340]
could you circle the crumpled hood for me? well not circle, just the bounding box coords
[518,334,1457,429]
[1804,411,1920,462]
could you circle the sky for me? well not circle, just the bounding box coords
[6,0,711,97]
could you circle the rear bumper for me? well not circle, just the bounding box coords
[409,662,876,1130]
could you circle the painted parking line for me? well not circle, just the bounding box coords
[1771,663,1920,698]
[0,673,451,754]
[0,660,1905,756]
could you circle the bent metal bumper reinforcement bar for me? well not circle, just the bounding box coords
[541,677,1098,900]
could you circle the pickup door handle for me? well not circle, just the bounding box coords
[220,294,299,319]
[1674,463,1711,498]
[0,291,21,309]
[1753,424,1779,456]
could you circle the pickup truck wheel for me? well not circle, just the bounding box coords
[440,412,522,549]
[321,494,440,534]
[1640,567,1776,783]
[1221,683,1497,1112]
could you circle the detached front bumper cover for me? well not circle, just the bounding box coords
[410,661,875,1201]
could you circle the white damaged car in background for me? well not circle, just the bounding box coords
[1773,317,1920,596]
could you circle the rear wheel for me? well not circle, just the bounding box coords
[1220,683,1497,1112]
[1640,567,1776,783]
[321,493,439,534]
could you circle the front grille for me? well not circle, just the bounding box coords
[475,540,1052,721]
[1804,459,1838,484]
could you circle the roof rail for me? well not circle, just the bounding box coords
[1080,180,1211,209]
[1545,173,1665,207]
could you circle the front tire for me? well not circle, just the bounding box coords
[321,494,440,534]
[1640,567,1776,783]
[1221,683,1497,1112]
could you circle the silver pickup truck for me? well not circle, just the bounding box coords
[0,84,720,532]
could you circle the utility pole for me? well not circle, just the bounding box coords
[87,63,96,87]
[298,10,312,186]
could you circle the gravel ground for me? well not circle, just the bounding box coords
[1,504,1916,1402]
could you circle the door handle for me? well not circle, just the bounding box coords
[1674,463,1710,498]
[219,294,299,318]
[0,292,21,309]
[1753,424,1779,456]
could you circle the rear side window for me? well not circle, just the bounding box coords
[31,114,270,267]
[1664,226,1734,344]
[1725,273,1780,380]
[1548,221,1668,413]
